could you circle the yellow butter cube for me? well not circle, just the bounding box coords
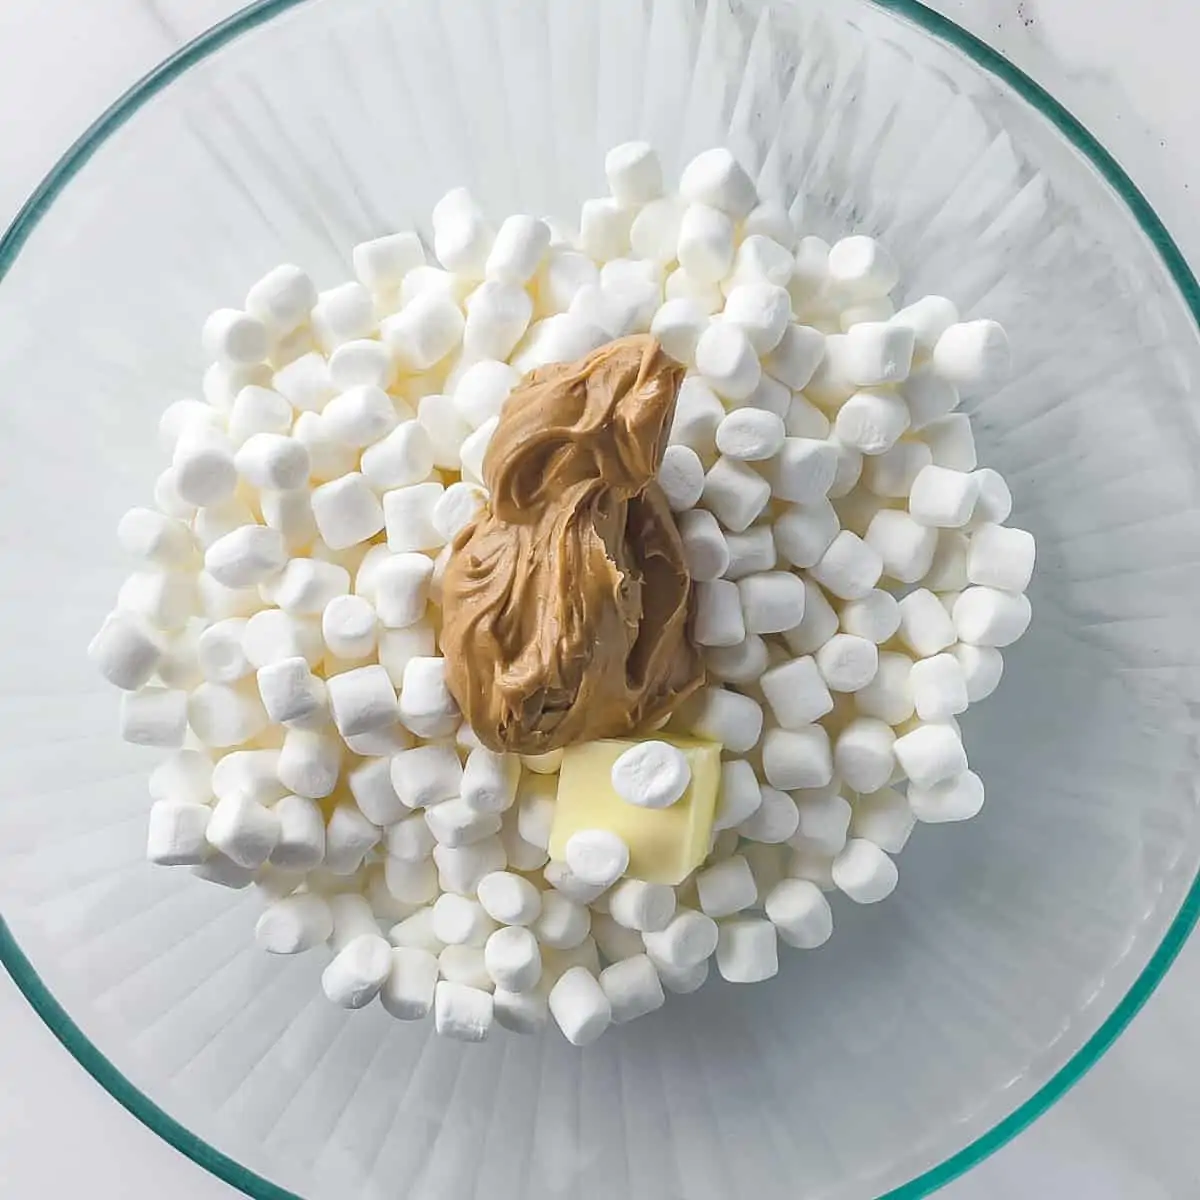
[550,737,721,885]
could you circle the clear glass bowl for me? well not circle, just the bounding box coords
[1,0,1198,1197]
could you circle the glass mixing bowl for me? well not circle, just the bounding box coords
[1,0,1198,1196]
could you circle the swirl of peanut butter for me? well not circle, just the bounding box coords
[440,335,704,755]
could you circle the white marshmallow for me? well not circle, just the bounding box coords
[544,860,608,906]
[600,955,665,1023]
[835,387,911,456]
[206,792,279,868]
[593,912,649,962]
[742,201,794,247]
[292,411,357,482]
[210,749,285,807]
[827,236,899,299]
[476,871,542,927]
[762,323,826,390]
[764,437,839,505]
[849,786,915,853]
[378,946,439,1021]
[894,722,968,788]
[697,856,757,919]
[242,609,322,668]
[678,509,730,582]
[154,469,195,519]
[897,588,957,657]
[383,481,446,553]
[760,655,834,728]
[716,408,786,462]
[827,440,865,499]
[952,586,1032,647]
[385,811,436,865]
[688,685,764,753]
[565,829,630,888]
[548,966,611,1046]
[462,279,532,361]
[535,891,592,950]
[705,634,769,685]
[227,385,293,445]
[744,374,792,421]
[172,426,238,508]
[359,421,435,492]
[761,725,833,790]
[425,797,501,848]
[321,594,377,660]
[863,439,932,498]
[277,728,342,799]
[723,283,791,354]
[327,663,398,738]
[967,524,1035,592]
[664,267,724,314]
[343,721,412,757]
[680,148,757,218]
[319,385,397,449]
[833,718,896,794]
[117,507,196,569]
[515,776,556,849]
[272,352,335,415]
[909,653,969,721]
[723,526,777,582]
[242,265,316,337]
[312,282,375,350]
[148,750,212,805]
[352,231,424,292]
[840,590,901,645]
[715,917,778,984]
[625,194,683,263]
[865,509,938,584]
[788,845,836,890]
[607,879,676,934]
[432,893,498,947]
[656,444,706,513]
[910,769,985,823]
[702,457,772,532]
[713,759,763,832]
[198,573,263,622]
[413,395,469,472]
[89,611,162,691]
[371,553,431,630]
[840,298,895,329]
[322,934,393,1009]
[772,500,839,569]
[255,893,333,955]
[784,395,830,439]
[264,794,324,869]
[668,377,726,457]
[431,188,493,278]
[452,360,519,431]
[484,926,542,992]
[324,804,381,874]
[765,879,832,949]
[832,839,898,903]
[737,570,806,635]
[650,298,708,366]
[793,789,852,856]
[921,413,978,471]
[579,197,634,262]
[609,741,691,812]
[809,530,883,600]
[538,249,600,314]
[694,321,760,401]
[431,481,485,542]
[398,655,459,738]
[781,579,840,655]
[738,785,800,844]
[971,468,1013,525]
[378,291,463,372]
[891,295,958,354]
[385,856,440,905]
[493,987,549,1034]
[932,320,1010,389]
[901,367,959,430]
[203,308,269,366]
[438,945,494,995]
[604,141,663,205]
[692,578,746,647]
[909,464,979,528]
[676,204,736,286]
[187,681,268,748]
[485,214,551,286]
[643,908,719,971]
[256,656,328,729]
[724,234,794,292]
[391,743,463,810]
[376,622,436,689]
[458,417,496,485]
[344,754,403,824]
[459,748,519,816]
[309,473,385,551]
[844,323,915,387]
[327,338,396,391]
[657,958,710,994]
[387,906,442,955]
[259,488,317,551]
[145,801,210,865]
[953,643,1004,702]
[117,570,198,632]
[855,652,916,724]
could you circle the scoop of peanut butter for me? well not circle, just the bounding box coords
[440,335,704,755]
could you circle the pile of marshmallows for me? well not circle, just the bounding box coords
[88,142,1033,1046]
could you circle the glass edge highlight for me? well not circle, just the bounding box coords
[0,1,1196,1198]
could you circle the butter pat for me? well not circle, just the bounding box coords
[550,737,720,885]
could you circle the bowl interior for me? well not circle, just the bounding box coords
[1,0,1199,1197]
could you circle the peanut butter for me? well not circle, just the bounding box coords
[440,335,704,754]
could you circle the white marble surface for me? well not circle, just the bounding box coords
[1,1,1199,1196]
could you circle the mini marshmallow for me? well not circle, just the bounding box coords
[894,722,968,788]
[203,308,269,366]
[154,469,196,519]
[604,141,663,205]
[272,352,335,415]
[773,500,839,569]
[953,643,1005,702]
[476,871,542,927]
[383,482,445,553]
[323,934,393,1009]
[784,395,830,439]
[967,524,1035,592]
[485,214,551,286]
[255,893,333,955]
[737,570,806,634]
[664,267,724,314]
[173,426,238,508]
[909,653,969,721]
[863,439,933,499]
[210,750,285,807]
[310,473,385,551]
[148,749,212,805]
[600,954,665,1023]
[359,422,435,492]
[414,395,469,473]
[713,759,763,832]
[379,946,439,1021]
[715,918,778,984]
[909,464,979,528]
[326,663,398,738]
[197,571,263,621]
[260,489,317,551]
[89,611,162,690]
[206,792,279,868]
[118,570,198,631]
[680,148,757,218]
[565,829,630,888]
[677,204,736,285]
[431,481,485,542]
[452,359,519,431]
[345,756,404,826]
[535,891,592,950]
[764,878,834,952]
[385,856,440,905]
[724,234,794,292]
[458,417,496,484]
[391,743,463,810]
[848,786,915,854]
[738,785,800,844]
[705,634,769,685]
[952,587,1032,647]
[117,507,196,568]
[855,652,916,724]
[650,298,708,366]
[716,408,786,461]
[321,384,398,449]
[187,681,269,748]
[865,508,938,583]
[592,913,647,962]
[793,788,852,855]
[932,320,1010,389]
[352,231,424,292]
[516,775,557,849]
[145,801,210,865]
[832,839,898,904]
[657,444,706,512]
[827,236,899,299]
[746,373,792,418]
[761,725,833,790]
[788,844,836,890]
[548,966,611,1046]
[610,741,691,810]
[844,323,915,387]
[538,249,600,313]
[835,387,911,456]
[242,266,315,338]
[840,298,895,329]
[268,794,325,869]
[227,385,293,446]
[840,590,901,645]
[327,339,396,391]
[387,906,443,954]
[678,509,730,582]
[277,728,341,798]
[891,295,959,354]
[901,367,959,430]
[484,926,542,992]
[833,718,896,794]
[827,440,865,500]
[657,958,710,994]
[723,526,777,581]
[376,622,436,688]
[643,908,719,972]
[493,986,550,1034]
[312,283,376,350]
[292,412,357,483]
[544,860,608,906]
[740,201,794,248]
[432,188,493,278]
[321,594,377,660]
[257,656,328,729]
[425,797,501,848]
[457,748,518,817]
[922,413,978,471]
[462,280,533,361]
[723,283,791,354]
[372,554,432,630]
[692,578,747,647]
[688,686,764,753]
[897,589,957,657]
[702,457,771,532]
[764,437,839,505]
[696,325,762,409]
[398,656,459,738]
[910,769,985,823]
[607,879,676,934]
[669,377,726,457]
[385,812,436,865]
[579,197,634,262]
[971,468,1013,525]
[760,656,834,728]
[432,894,498,947]
[380,291,465,372]
[324,804,381,874]
[763,323,826,391]
[242,609,322,668]
[809,530,883,600]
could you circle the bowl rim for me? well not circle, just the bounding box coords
[1,0,1198,1197]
